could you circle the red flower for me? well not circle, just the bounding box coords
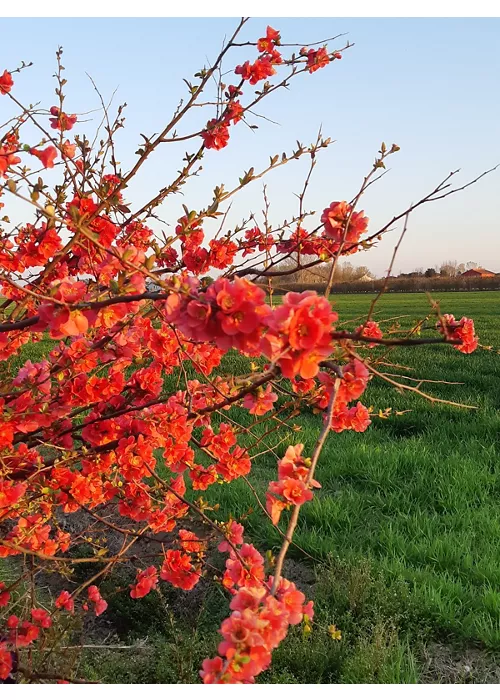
[30,146,57,169]
[101,173,122,199]
[208,238,238,268]
[31,607,52,628]
[216,446,251,483]
[179,529,206,554]
[226,101,244,125]
[321,201,369,251]
[7,615,19,629]
[62,140,76,158]
[15,224,62,266]
[355,320,383,348]
[339,358,370,402]
[242,383,278,416]
[234,60,252,81]
[266,493,287,526]
[271,477,313,506]
[271,577,307,624]
[49,106,77,131]
[130,566,159,599]
[306,47,330,73]
[229,586,267,614]
[0,480,26,508]
[200,656,226,684]
[437,314,478,354]
[189,464,218,491]
[87,585,108,616]
[257,26,281,53]
[55,590,74,613]
[12,621,39,647]
[223,543,265,589]
[249,57,276,84]
[0,582,10,607]
[0,644,12,681]
[0,145,21,178]
[346,402,371,432]
[267,48,283,64]
[235,57,276,85]
[227,84,242,99]
[218,520,244,553]
[202,119,230,150]
[0,70,13,95]
[264,444,321,525]
[37,305,94,338]
[182,247,209,275]
[160,549,200,590]
[278,444,320,488]
[263,291,337,379]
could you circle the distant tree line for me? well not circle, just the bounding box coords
[266,276,500,294]
[253,257,499,294]
[401,260,487,278]
[256,257,373,287]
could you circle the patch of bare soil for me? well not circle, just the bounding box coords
[420,642,500,684]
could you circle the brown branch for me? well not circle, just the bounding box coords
[365,212,410,322]
[270,378,339,595]
[351,350,477,410]
[331,332,461,347]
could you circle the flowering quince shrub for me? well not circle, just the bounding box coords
[0,20,486,684]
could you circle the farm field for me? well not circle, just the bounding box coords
[6,291,500,683]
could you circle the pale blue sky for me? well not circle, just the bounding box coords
[1,17,499,275]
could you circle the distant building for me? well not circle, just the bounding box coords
[356,273,375,282]
[461,268,496,278]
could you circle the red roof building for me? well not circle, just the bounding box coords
[461,268,496,278]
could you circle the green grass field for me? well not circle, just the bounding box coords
[7,291,500,682]
[212,292,500,642]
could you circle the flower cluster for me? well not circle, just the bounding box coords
[0,70,14,95]
[203,26,292,152]
[315,358,373,434]
[202,572,313,682]
[165,276,271,356]
[87,586,108,616]
[437,314,478,354]
[263,291,338,379]
[202,119,230,151]
[201,525,314,683]
[55,591,74,612]
[160,549,201,591]
[201,423,252,483]
[355,320,383,348]
[242,383,278,416]
[0,131,21,178]
[235,26,282,86]
[49,106,77,131]
[0,607,55,679]
[130,566,159,599]
[266,444,319,525]
[321,201,369,254]
[302,46,330,73]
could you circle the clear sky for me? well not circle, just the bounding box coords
[2,17,499,276]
